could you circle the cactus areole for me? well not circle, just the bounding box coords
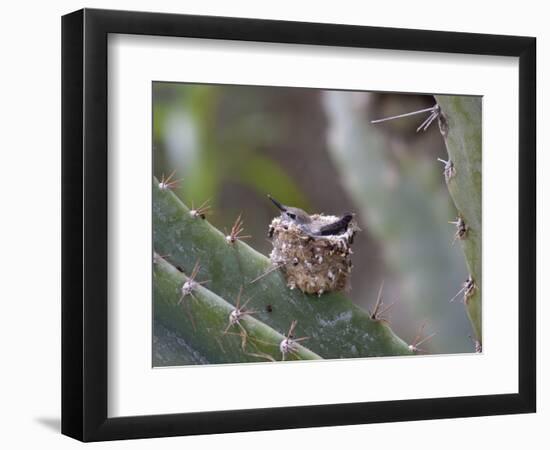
[268,215,359,296]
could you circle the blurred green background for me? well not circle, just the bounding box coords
[153,82,474,358]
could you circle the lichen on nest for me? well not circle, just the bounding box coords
[268,215,359,296]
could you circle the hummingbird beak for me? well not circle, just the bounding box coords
[267,194,287,212]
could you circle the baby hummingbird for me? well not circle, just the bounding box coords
[268,195,353,236]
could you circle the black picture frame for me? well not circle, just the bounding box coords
[61,8,536,442]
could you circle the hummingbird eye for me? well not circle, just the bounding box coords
[287,212,296,220]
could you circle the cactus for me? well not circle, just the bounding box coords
[153,178,412,364]
[323,92,471,353]
[154,255,321,363]
[434,96,482,347]
[154,320,211,366]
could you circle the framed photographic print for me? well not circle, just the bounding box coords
[61,8,536,442]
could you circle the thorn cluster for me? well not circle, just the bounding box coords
[279,320,309,361]
[177,260,210,330]
[416,105,440,132]
[368,281,395,323]
[189,199,212,219]
[224,287,257,349]
[408,323,436,353]
[370,104,441,133]
[158,170,182,191]
[449,275,476,304]
[437,157,456,182]
[449,216,468,244]
[225,214,252,244]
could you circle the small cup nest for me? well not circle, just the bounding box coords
[268,215,358,296]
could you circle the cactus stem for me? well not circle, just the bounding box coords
[435,95,482,344]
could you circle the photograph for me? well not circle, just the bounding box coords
[0,0,540,446]
[151,82,482,366]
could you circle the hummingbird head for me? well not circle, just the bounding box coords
[268,195,312,225]
[267,194,287,212]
